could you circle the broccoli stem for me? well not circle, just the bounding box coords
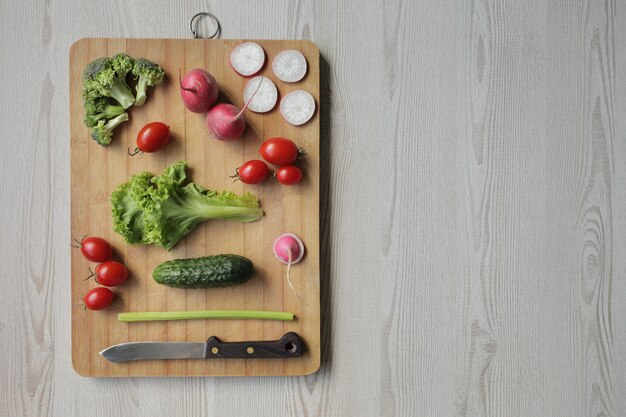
[106,112,129,130]
[109,77,135,109]
[84,104,125,127]
[135,77,148,106]
[87,104,125,124]
[90,112,129,146]
[102,104,126,118]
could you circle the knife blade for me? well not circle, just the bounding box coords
[100,332,304,363]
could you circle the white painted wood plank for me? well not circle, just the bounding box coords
[0,0,625,416]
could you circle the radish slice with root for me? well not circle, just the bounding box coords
[280,90,316,126]
[273,233,307,304]
[230,42,265,77]
[273,233,305,265]
[243,76,278,113]
[272,50,307,83]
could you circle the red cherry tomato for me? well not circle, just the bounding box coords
[76,236,112,262]
[135,122,171,153]
[234,160,270,184]
[83,287,114,310]
[259,138,302,165]
[94,261,129,287]
[275,165,303,185]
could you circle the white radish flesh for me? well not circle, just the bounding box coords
[280,90,316,126]
[230,42,265,77]
[272,50,307,83]
[243,76,278,113]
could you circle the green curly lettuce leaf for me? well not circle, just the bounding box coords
[112,161,263,250]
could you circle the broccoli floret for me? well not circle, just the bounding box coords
[132,58,165,106]
[82,57,110,80]
[80,53,166,146]
[111,53,134,75]
[90,113,129,146]
[82,57,135,109]
[83,97,126,127]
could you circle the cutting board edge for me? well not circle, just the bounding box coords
[69,38,321,377]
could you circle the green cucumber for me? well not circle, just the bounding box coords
[152,254,254,289]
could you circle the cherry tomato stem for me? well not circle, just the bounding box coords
[128,147,143,157]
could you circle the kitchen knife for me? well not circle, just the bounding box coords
[100,332,303,362]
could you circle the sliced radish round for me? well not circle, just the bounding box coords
[280,90,316,126]
[243,76,278,113]
[230,42,265,76]
[272,50,308,83]
[273,233,305,265]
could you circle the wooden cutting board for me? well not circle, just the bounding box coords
[69,38,320,377]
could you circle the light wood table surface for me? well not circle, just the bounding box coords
[1,0,625,416]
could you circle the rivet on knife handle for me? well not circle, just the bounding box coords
[204,332,303,358]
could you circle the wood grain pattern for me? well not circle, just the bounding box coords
[1,0,626,415]
[69,38,320,377]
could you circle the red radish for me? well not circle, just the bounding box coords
[179,69,219,113]
[230,42,265,76]
[272,50,308,83]
[273,233,306,304]
[206,104,246,140]
[280,90,316,126]
[243,76,277,113]
[206,77,264,141]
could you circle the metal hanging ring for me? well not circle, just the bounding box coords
[190,12,221,39]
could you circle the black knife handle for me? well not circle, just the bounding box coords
[203,332,304,358]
